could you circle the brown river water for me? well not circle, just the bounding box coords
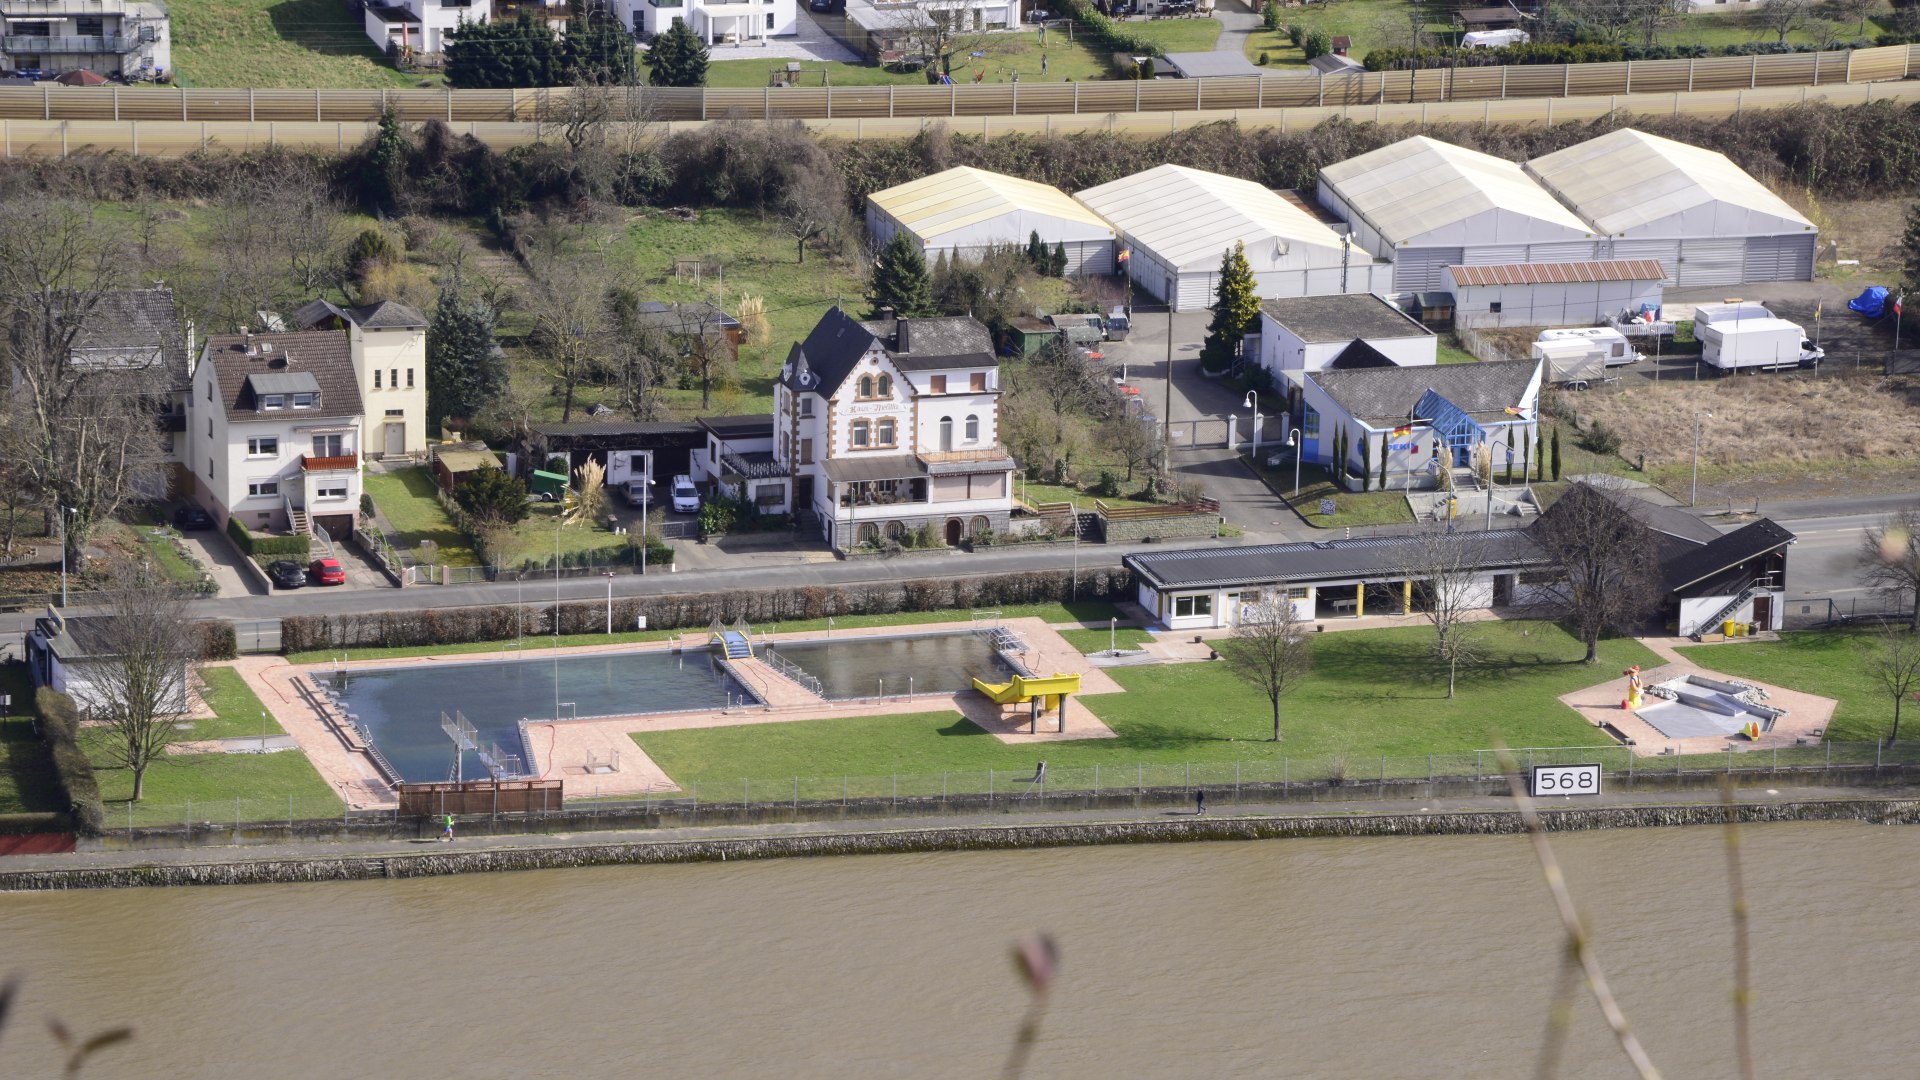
[2,822,1916,1079]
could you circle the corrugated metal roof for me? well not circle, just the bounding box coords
[1318,136,1592,245]
[870,166,1114,243]
[1524,128,1814,237]
[1126,531,1547,589]
[1447,259,1667,286]
[1073,165,1348,272]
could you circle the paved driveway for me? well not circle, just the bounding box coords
[175,528,262,599]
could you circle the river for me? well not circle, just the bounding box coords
[2,822,1915,1078]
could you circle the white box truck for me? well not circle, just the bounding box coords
[1532,339,1605,389]
[1691,300,1772,328]
[1699,318,1823,371]
[1536,326,1642,366]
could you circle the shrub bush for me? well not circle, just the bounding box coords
[34,688,102,836]
[226,517,311,560]
[1578,420,1624,456]
[1059,0,1168,58]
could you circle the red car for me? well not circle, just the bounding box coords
[309,558,346,586]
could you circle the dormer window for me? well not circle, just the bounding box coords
[260,394,285,410]
[292,393,316,409]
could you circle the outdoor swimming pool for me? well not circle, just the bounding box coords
[765,631,1014,700]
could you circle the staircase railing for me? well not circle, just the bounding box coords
[1688,579,1771,640]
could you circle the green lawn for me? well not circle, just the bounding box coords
[1126,16,1224,54]
[496,502,632,570]
[1020,479,1160,510]
[363,467,483,567]
[0,664,60,815]
[633,621,1659,795]
[1057,626,1154,653]
[167,0,433,88]
[684,31,1113,87]
[1436,342,1478,366]
[1680,629,1901,745]
[285,600,1125,664]
[1258,461,1416,529]
[187,667,289,742]
[1243,0,1421,67]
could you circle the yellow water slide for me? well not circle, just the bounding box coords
[971,672,1083,712]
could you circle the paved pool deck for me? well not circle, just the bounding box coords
[1557,637,1834,758]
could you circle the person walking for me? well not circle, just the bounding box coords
[1195,789,1207,816]
[1034,760,1048,786]
[441,813,455,842]
[1040,53,1048,76]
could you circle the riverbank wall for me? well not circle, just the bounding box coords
[5,795,1918,892]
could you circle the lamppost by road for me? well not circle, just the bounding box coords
[1283,428,1303,496]
[1691,410,1713,506]
[604,571,616,635]
[1243,390,1261,459]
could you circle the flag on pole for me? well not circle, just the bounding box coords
[1503,406,1527,417]
[1391,424,1413,437]
[1117,248,1130,264]
[1814,301,1822,321]
[1898,293,1906,318]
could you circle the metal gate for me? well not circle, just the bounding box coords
[1678,237,1746,286]
[1166,418,1231,449]
[1741,234,1815,282]
[1174,270,1213,312]
[232,618,282,654]
[1392,247,1463,292]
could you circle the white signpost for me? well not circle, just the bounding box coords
[1529,763,1602,797]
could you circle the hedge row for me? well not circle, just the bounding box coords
[1058,0,1166,60]
[200,621,238,661]
[279,567,1133,652]
[226,517,311,560]
[34,688,103,837]
[1363,39,1877,71]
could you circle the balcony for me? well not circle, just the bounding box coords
[302,453,359,472]
[3,33,130,51]
[719,447,787,481]
[917,444,1016,475]
[0,0,132,13]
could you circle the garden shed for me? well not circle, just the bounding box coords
[1524,128,1817,287]
[1316,136,1599,293]
[431,445,503,493]
[1073,165,1392,312]
[866,167,1118,276]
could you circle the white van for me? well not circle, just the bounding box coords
[1537,326,1641,366]
[1462,28,1529,48]
[670,475,701,513]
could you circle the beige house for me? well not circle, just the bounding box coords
[294,298,429,459]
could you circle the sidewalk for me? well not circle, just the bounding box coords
[174,528,262,599]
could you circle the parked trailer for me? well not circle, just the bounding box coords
[1605,310,1675,340]
[1532,339,1606,389]
[1698,317,1823,370]
[1536,326,1642,366]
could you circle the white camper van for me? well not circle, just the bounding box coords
[1536,326,1641,366]
[1462,29,1529,48]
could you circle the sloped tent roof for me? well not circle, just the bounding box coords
[1317,136,1593,248]
[1074,165,1352,274]
[1524,128,1815,239]
[869,167,1116,249]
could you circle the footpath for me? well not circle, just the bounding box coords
[4,783,1916,891]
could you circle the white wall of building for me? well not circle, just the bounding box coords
[629,0,797,39]
[1452,277,1664,329]
[188,358,363,535]
[356,325,428,457]
[1678,588,1786,637]
[1259,321,1436,373]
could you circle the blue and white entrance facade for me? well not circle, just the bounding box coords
[1298,359,1543,491]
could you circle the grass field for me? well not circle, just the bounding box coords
[188,667,290,742]
[682,31,1114,87]
[284,600,1127,664]
[1125,16,1224,54]
[1256,461,1415,529]
[633,621,1658,788]
[363,467,483,567]
[1056,626,1155,653]
[496,502,633,569]
[167,0,434,88]
[0,664,60,815]
[1680,629,1901,744]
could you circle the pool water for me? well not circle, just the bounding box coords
[765,632,1012,700]
[327,651,746,783]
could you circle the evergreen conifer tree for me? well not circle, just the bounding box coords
[868,234,937,318]
[1199,241,1260,373]
[1051,241,1068,278]
[1359,432,1372,491]
[427,290,508,428]
[1026,230,1047,270]
[1551,426,1563,481]
[1377,433,1388,490]
[565,0,638,84]
[648,20,709,87]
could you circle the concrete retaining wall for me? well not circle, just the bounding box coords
[1097,511,1220,543]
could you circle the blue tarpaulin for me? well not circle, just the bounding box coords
[1849,286,1889,319]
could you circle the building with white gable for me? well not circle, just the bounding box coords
[866,166,1117,275]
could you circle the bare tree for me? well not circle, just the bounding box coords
[1858,626,1920,745]
[1010,338,1112,471]
[1752,0,1814,43]
[522,248,613,423]
[1563,0,1684,46]
[1529,481,1663,663]
[1222,591,1313,742]
[779,165,852,265]
[1101,413,1163,485]
[0,199,169,566]
[878,1,1003,80]
[1823,0,1874,35]
[1400,528,1489,699]
[81,565,199,801]
[1857,508,1920,631]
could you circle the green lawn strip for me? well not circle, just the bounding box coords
[86,730,340,826]
[1056,626,1154,653]
[186,667,289,742]
[363,467,483,567]
[633,621,1657,798]
[684,32,1111,87]
[1019,480,1160,510]
[497,503,632,569]
[1678,630,1905,745]
[1253,460,1415,529]
[1436,342,1479,365]
[167,0,432,88]
[1126,17,1223,53]
[284,601,1126,664]
[0,664,61,815]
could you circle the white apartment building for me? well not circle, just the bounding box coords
[363,0,492,57]
[0,0,170,79]
[625,0,796,43]
[188,331,365,542]
[293,298,428,458]
[775,308,1013,551]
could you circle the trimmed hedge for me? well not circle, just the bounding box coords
[226,516,311,560]
[200,621,238,661]
[34,688,103,837]
[1059,0,1166,59]
[279,567,1133,652]
[1364,39,1876,71]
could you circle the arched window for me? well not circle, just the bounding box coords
[969,515,990,537]
[939,416,953,451]
[884,520,908,540]
[856,522,879,545]
[876,374,892,397]
[964,414,980,442]
[851,419,871,447]
[858,375,875,399]
[877,418,896,446]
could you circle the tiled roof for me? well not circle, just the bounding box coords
[1447,260,1666,287]
[292,297,426,331]
[202,331,363,423]
[1310,359,1536,426]
[782,308,995,395]
[1592,486,1722,544]
[70,288,189,388]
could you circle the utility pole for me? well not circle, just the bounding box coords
[1161,305,1174,480]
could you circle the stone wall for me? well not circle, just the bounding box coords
[1096,510,1220,544]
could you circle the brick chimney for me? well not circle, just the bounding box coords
[896,317,911,353]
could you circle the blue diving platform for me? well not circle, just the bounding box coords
[711,630,752,659]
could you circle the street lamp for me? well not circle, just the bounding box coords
[56,505,76,607]
[1691,411,1713,506]
[604,571,616,635]
[1243,390,1261,459]
[1284,428,1303,496]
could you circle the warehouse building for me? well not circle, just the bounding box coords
[1524,128,1817,287]
[1447,259,1666,328]
[1316,136,1599,292]
[1074,165,1392,312]
[866,167,1117,276]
